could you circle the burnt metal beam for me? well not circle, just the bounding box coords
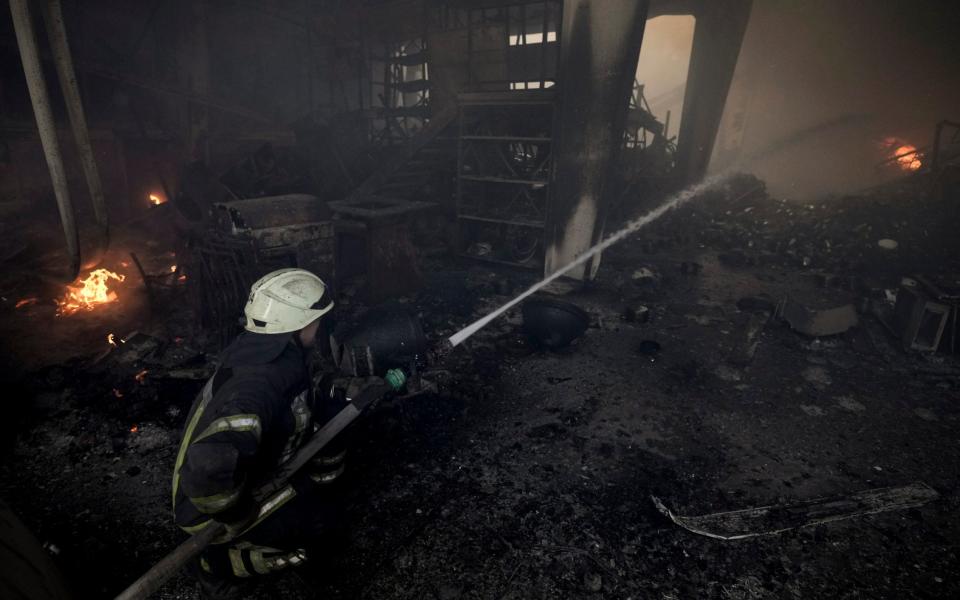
[9,0,80,281]
[544,0,650,281]
[42,0,109,259]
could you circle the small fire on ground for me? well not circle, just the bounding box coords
[56,269,126,316]
[149,193,166,206]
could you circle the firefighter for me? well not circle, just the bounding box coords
[171,268,404,599]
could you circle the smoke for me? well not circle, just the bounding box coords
[710,0,960,199]
[635,15,695,136]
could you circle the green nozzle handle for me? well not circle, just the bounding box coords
[385,368,406,391]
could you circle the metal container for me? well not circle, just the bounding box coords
[332,304,427,376]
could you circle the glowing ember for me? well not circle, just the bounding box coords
[107,333,117,346]
[893,144,922,172]
[56,269,125,316]
[170,265,177,273]
[15,297,38,309]
[149,193,165,205]
[134,369,149,384]
[129,424,139,433]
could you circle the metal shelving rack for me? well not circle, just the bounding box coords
[455,89,555,268]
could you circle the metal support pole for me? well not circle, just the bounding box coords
[42,0,110,256]
[9,0,80,281]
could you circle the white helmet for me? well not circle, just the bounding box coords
[243,268,334,335]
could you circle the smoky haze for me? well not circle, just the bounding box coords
[708,0,960,199]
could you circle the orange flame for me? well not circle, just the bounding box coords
[135,369,149,384]
[56,269,125,316]
[893,144,922,172]
[149,193,165,205]
[15,297,38,309]
[129,424,139,433]
[107,333,117,346]
[882,138,922,172]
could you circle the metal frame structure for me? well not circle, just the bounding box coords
[465,0,561,92]
[456,89,554,268]
[932,120,960,172]
[369,36,431,147]
[187,233,261,348]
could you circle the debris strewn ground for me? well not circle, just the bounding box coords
[1,173,959,599]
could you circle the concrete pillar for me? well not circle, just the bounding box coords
[544,0,649,281]
[674,0,752,183]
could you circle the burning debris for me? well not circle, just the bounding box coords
[881,137,924,172]
[15,297,39,309]
[56,269,126,316]
[148,194,165,206]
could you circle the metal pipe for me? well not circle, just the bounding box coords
[42,0,110,256]
[8,0,80,280]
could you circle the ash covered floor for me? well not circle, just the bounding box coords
[1,175,959,599]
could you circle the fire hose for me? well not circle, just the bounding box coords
[113,380,393,600]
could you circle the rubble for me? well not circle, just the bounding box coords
[622,304,651,323]
[736,295,776,314]
[802,366,833,389]
[652,482,939,541]
[777,298,859,337]
[892,283,952,352]
[877,239,899,250]
[630,267,659,285]
[836,396,867,413]
[637,339,662,356]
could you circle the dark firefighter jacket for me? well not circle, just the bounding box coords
[172,332,348,536]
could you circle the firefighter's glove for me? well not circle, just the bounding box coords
[385,368,406,391]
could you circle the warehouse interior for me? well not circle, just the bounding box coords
[1,0,959,598]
